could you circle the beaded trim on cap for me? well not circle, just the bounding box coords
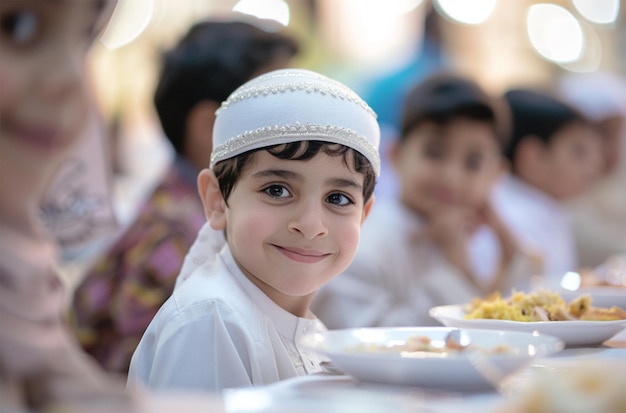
[216,81,377,118]
[211,122,381,173]
[243,68,330,85]
[232,69,357,98]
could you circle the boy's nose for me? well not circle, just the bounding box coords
[288,202,329,240]
[440,163,465,188]
[39,40,85,102]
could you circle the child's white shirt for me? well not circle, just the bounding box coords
[491,173,577,282]
[127,244,326,392]
[312,198,533,329]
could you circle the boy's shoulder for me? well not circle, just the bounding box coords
[362,198,422,235]
[493,174,565,220]
[162,259,255,323]
[355,198,423,257]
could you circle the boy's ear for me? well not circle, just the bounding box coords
[187,101,218,144]
[388,140,402,171]
[491,155,509,183]
[499,156,512,174]
[516,135,544,172]
[198,168,227,231]
[361,195,375,224]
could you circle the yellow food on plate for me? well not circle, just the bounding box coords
[464,289,626,322]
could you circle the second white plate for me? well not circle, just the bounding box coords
[429,305,626,347]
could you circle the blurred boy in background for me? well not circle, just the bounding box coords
[558,72,626,270]
[313,73,538,328]
[492,88,604,282]
[72,19,299,374]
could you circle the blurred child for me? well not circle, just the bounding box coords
[127,68,380,391]
[71,19,299,375]
[0,0,134,411]
[557,72,626,268]
[492,88,604,281]
[313,73,539,328]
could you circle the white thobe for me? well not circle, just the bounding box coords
[491,174,577,281]
[174,222,226,290]
[566,172,626,268]
[312,198,534,329]
[128,245,326,392]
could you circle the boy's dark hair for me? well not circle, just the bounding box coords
[400,73,508,147]
[503,88,588,168]
[213,141,376,205]
[154,20,299,155]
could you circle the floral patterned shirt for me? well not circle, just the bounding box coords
[71,157,205,373]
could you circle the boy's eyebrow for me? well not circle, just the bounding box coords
[252,169,363,191]
[327,178,362,191]
[252,169,300,181]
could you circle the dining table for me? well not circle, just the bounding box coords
[141,327,626,413]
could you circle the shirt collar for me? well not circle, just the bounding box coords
[219,244,316,340]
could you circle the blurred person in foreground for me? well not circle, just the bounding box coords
[491,88,604,283]
[71,19,299,374]
[0,1,135,411]
[313,73,539,329]
[557,72,626,270]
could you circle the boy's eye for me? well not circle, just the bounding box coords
[264,184,291,198]
[326,193,353,206]
[423,143,444,160]
[571,142,589,159]
[1,9,40,45]
[466,154,484,171]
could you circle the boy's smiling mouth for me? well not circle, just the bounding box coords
[3,117,66,154]
[273,245,331,263]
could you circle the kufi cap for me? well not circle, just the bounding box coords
[211,68,381,176]
[557,72,626,122]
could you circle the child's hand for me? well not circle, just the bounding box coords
[478,201,517,264]
[477,200,532,292]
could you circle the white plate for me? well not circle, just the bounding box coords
[429,305,626,347]
[559,287,626,309]
[299,327,563,391]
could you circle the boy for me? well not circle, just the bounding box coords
[127,68,380,391]
[557,73,626,268]
[0,1,134,411]
[492,88,604,280]
[313,73,538,328]
[72,19,299,374]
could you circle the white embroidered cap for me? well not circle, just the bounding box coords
[211,68,381,176]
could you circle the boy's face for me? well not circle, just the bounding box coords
[0,1,107,191]
[529,123,603,200]
[209,150,373,314]
[392,118,503,218]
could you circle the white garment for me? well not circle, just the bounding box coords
[566,172,626,268]
[491,174,577,281]
[312,198,533,329]
[175,222,226,289]
[128,245,326,393]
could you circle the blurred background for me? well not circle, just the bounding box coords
[84,0,625,227]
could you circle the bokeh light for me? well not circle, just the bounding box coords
[434,0,497,25]
[232,0,290,26]
[100,0,154,50]
[558,23,602,73]
[572,0,620,25]
[527,4,584,64]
